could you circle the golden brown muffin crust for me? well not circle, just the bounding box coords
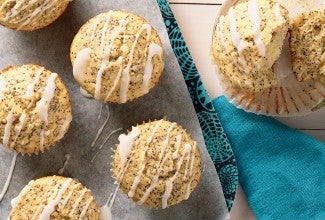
[113,120,202,209]
[290,10,325,83]
[0,64,72,155]
[9,176,100,220]
[212,0,290,92]
[0,0,70,31]
[70,10,165,103]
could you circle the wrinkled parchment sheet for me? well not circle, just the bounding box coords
[0,0,229,219]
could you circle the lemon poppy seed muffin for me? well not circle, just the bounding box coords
[290,10,325,83]
[212,0,290,92]
[113,119,202,209]
[0,0,70,31]
[70,10,165,104]
[0,64,72,155]
[9,176,99,220]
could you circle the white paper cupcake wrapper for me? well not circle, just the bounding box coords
[213,0,325,117]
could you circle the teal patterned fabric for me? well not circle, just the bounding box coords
[156,0,238,210]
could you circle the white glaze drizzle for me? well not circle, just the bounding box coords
[1,0,37,22]
[0,77,6,99]
[119,24,152,103]
[94,58,109,99]
[58,154,70,175]
[91,106,110,147]
[95,12,125,100]
[10,0,33,17]
[217,16,227,50]
[24,67,44,99]
[137,123,175,205]
[75,12,160,103]
[3,110,14,148]
[62,183,81,208]
[161,143,192,208]
[34,72,57,150]
[39,178,72,220]
[138,153,169,205]
[31,178,56,219]
[32,183,60,220]
[104,56,124,102]
[55,114,72,141]
[172,134,182,159]
[127,163,143,198]
[3,0,36,19]
[40,130,45,151]
[217,16,245,72]
[69,188,88,217]
[159,123,176,159]
[117,126,141,165]
[45,130,50,136]
[90,15,101,45]
[147,119,163,144]
[274,3,284,24]
[34,73,57,123]
[98,103,104,119]
[100,205,112,220]
[0,152,17,202]
[185,143,197,200]
[73,48,92,84]
[183,143,192,180]
[229,7,249,73]
[91,128,123,163]
[0,0,14,11]
[11,180,35,209]
[80,196,94,218]
[95,19,128,100]
[99,11,113,57]
[77,14,99,98]
[80,87,93,98]
[115,158,132,188]
[248,0,265,57]
[127,120,163,198]
[105,19,127,57]
[94,59,109,99]
[100,184,120,220]
[12,112,27,146]
[16,0,59,30]
[142,42,163,94]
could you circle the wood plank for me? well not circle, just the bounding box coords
[170,4,222,98]
[276,107,325,130]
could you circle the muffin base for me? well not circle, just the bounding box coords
[212,0,325,116]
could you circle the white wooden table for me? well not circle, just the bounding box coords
[168,0,325,219]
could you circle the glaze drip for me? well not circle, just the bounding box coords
[0,152,17,202]
[229,7,249,73]
[117,121,198,208]
[73,12,163,103]
[248,0,266,57]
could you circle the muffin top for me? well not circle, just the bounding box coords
[0,0,70,31]
[212,0,290,92]
[290,9,325,83]
[9,176,99,220]
[0,64,72,155]
[70,10,165,103]
[113,119,202,208]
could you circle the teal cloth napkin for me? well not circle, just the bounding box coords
[213,95,325,219]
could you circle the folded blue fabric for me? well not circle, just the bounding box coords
[213,95,325,219]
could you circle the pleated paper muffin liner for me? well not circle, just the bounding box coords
[212,0,325,117]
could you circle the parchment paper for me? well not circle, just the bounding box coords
[0,0,229,219]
